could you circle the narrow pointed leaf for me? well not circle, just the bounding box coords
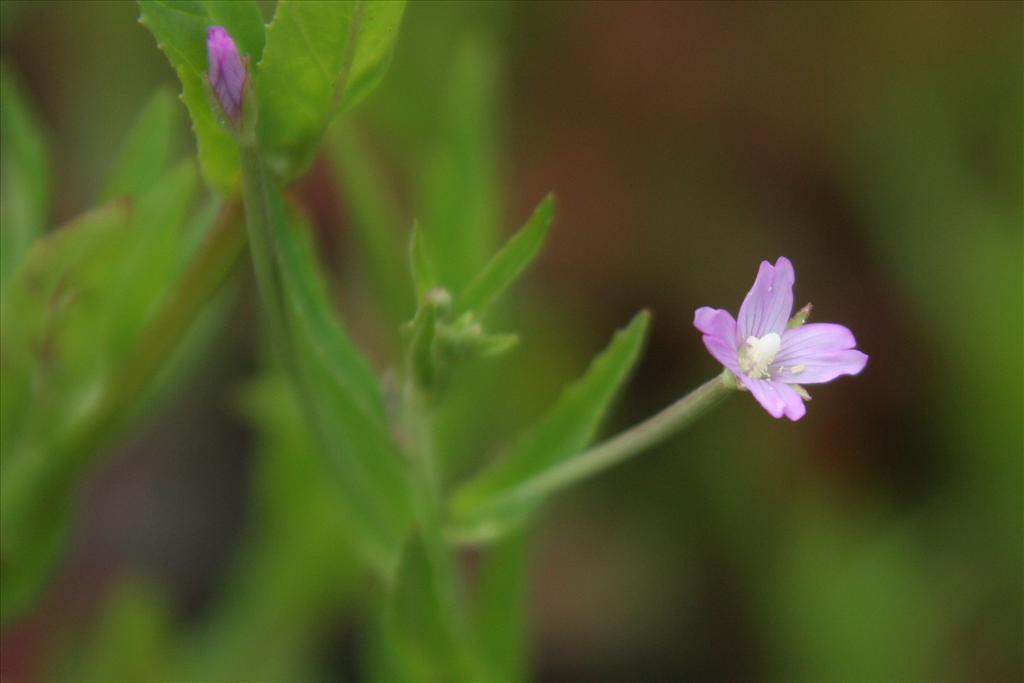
[101,88,179,202]
[1,162,202,623]
[0,66,49,288]
[328,122,412,327]
[409,220,436,303]
[454,193,554,319]
[242,170,414,573]
[473,528,531,683]
[372,533,480,682]
[420,39,500,291]
[449,311,651,537]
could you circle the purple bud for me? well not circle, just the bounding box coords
[207,26,247,127]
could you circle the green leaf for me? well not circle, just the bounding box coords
[406,298,442,391]
[257,0,406,180]
[0,163,199,623]
[454,193,555,319]
[241,166,414,573]
[101,88,179,202]
[107,161,199,361]
[409,220,437,303]
[60,580,177,682]
[0,203,130,624]
[0,65,49,288]
[448,311,651,541]
[473,529,531,683]
[372,533,480,682]
[137,0,265,195]
[327,122,413,328]
[419,38,501,291]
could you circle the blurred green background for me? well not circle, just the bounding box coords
[1,1,1021,681]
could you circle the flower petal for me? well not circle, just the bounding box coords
[774,323,867,384]
[694,307,740,372]
[774,350,868,384]
[737,257,795,340]
[741,376,806,421]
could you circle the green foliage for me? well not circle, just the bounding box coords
[419,38,501,292]
[328,122,414,331]
[449,310,651,542]
[473,529,531,682]
[455,193,555,319]
[409,219,437,303]
[137,0,264,195]
[401,194,553,396]
[373,533,479,682]
[0,88,202,620]
[257,0,406,180]
[240,169,415,574]
[101,88,179,202]
[60,581,179,682]
[0,66,49,288]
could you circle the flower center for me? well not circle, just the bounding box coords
[738,332,781,379]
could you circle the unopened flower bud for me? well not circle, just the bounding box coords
[207,26,247,127]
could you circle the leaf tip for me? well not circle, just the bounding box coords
[630,308,652,333]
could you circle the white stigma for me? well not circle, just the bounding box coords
[738,332,781,379]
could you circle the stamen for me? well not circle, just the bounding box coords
[738,332,781,379]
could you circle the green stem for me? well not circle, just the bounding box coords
[400,381,487,681]
[238,142,291,342]
[468,372,734,522]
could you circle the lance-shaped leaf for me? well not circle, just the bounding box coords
[420,38,501,292]
[0,161,200,623]
[448,311,651,542]
[327,122,412,330]
[101,88,179,202]
[409,220,437,304]
[454,193,554,319]
[0,66,49,288]
[257,0,406,180]
[138,0,264,195]
[245,174,415,573]
[472,528,531,683]
[371,533,482,682]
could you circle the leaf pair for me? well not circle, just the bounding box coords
[139,0,406,193]
[405,194,556,394]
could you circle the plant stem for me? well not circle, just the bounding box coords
[238,142,291,341]
[472,372,734,519]
[400,381,488,681]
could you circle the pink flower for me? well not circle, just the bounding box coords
[694,257,867,421]
[207,26,247,127]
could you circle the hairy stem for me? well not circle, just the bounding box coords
[463,372,734,523]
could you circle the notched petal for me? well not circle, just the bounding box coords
[737,256,795,340]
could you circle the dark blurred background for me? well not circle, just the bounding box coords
[2,1,1021,681]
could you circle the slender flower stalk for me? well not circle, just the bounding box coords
[454,373,734,528]
[695,256,868,420]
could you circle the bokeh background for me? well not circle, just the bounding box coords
[2,1,1021,681]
